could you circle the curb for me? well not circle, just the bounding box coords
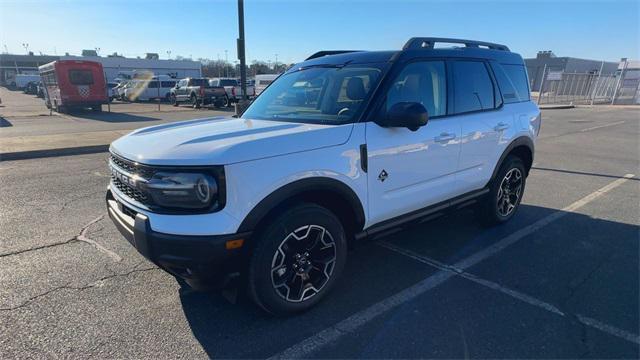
[539,104,575,110]
[0,144,110,161]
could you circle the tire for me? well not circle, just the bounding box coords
[478,155,526,226]
[248,203,347,316]
[191,94,200,109]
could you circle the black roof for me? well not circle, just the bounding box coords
[291,37,524,71]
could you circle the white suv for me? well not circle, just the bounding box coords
[107,37,541,315]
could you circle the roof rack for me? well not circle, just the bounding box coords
[305,50,360,60]
[403,37,510,51]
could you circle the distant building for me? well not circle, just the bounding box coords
[0,53,59,86]
[61,53,201,81]
[0,51,201,86]
[525,51,618,91]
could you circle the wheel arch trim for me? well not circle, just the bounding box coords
[489,136,534,183]
[237,177,366,234]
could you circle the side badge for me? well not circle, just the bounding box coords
[378,170,388,182]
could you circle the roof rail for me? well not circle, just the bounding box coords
[403,37,510,51]
[306,50,360,60]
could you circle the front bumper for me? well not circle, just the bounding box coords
[106,189,251,288]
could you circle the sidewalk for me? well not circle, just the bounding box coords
[0,129,129,161]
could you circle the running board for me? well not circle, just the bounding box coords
[355,188,490,241]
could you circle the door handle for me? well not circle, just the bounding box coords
[435,132,456,143]
[494,122,510,131]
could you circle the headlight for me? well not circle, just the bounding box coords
[140,172,218,210]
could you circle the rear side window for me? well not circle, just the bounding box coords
[494,64,530,103]
[161,81,175,88]
[68,70,94,85]
[452,61,494,113]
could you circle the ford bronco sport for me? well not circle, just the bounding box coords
[107,37,541,315]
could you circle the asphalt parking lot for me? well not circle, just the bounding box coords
[0,91,638,357]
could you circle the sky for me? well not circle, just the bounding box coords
[1,0,638,64]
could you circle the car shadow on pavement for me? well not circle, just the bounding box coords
[178,204,639,358]
[0,116,12,127]
[65,110,161,123]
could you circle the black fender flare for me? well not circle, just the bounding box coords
[237,177,366,234]
[489,136,535,183]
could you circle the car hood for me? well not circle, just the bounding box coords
[110,116,353,165]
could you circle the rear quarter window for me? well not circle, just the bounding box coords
[493,63,530,103]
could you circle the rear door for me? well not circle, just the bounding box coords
[450,60,514,193]
[366,60,462,226]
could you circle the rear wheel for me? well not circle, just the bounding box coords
[248,203,347,316]
[478,155,526,226]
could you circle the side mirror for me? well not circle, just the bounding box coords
[380,102,429,131]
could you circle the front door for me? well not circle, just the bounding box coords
[366,60,462,227]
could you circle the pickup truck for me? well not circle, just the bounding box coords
[170,78,226,108]
[208,78,255,107]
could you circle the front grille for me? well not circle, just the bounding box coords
[110,154,154,179]
[111,176,149,203]
[109,153,154,206]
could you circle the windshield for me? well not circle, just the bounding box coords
[242,65,383,125]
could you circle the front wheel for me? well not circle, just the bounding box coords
[478,155,526,226]
[248,204,347,316]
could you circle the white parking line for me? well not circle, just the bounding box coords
[580,120,625,132]
[269,174,635,359]
[380,241,639,345]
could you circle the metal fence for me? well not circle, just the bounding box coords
[535,69,618,105]
[534,60,640,106]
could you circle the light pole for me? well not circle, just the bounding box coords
[166,50,171,60]
[95,47,101,56]
[225,50,228,77]
[22,43,29,54]
[274,53,278,72]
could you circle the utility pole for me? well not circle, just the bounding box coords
[225,50,228,77]
[237,0,248,104]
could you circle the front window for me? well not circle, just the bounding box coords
[68,69,94,85]
[243,65,383,125]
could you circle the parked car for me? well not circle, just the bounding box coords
[106,82,118,101]
[116,80,136,101]
[170,77,226,108]
[23,81,39,95]
[107,37,540,315]
[208,77,255,107]
[254,74,279,95]
[124,76,176,102]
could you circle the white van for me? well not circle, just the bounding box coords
[124,76,177,102]
[254,74,279,95]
